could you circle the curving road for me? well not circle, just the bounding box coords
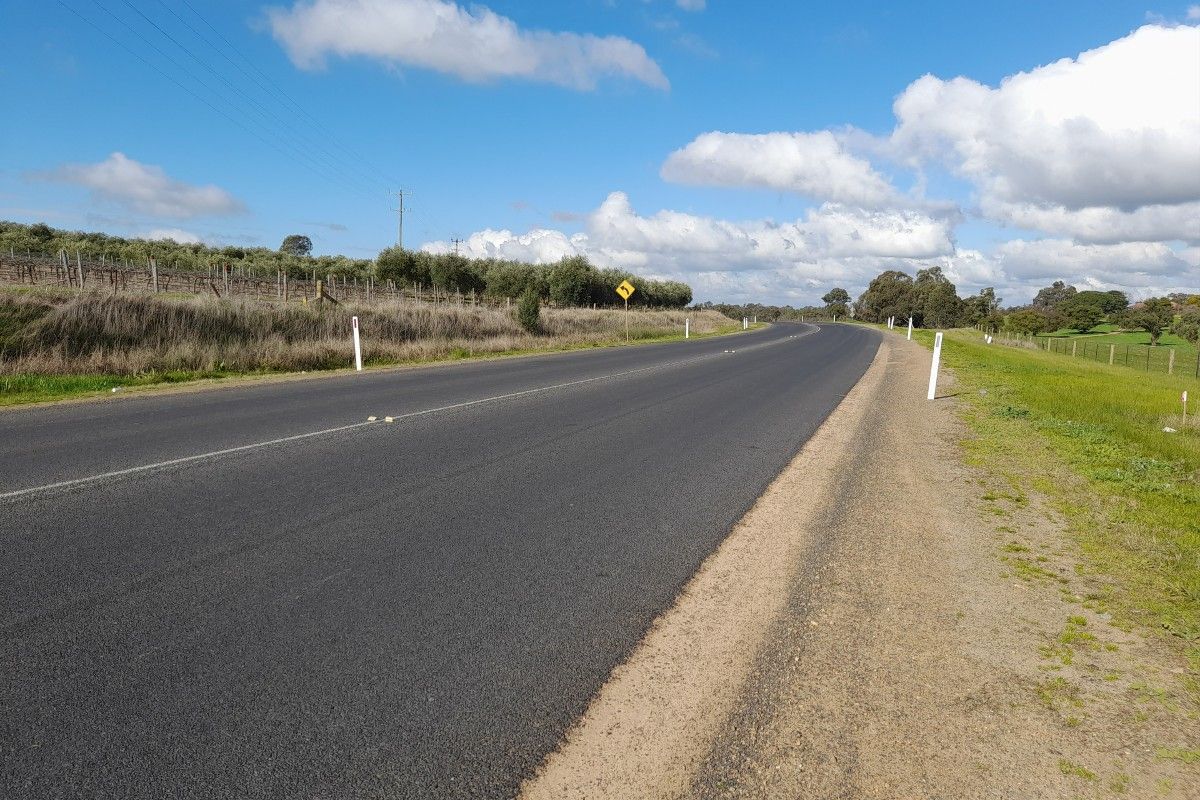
[0,322,879,799]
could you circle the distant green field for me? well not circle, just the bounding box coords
[1019,328,1199,378]
[1038,328,1194,348]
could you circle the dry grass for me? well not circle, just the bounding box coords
[0,289,730,376]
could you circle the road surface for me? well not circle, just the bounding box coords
[1,322,879,799]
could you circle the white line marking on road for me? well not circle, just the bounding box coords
[0,420,377,502]
[3,327,821,502]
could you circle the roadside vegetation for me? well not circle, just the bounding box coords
[907,328,1199,691]
[0,220,692,308]
[0,286,732,406]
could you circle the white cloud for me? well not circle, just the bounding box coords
[424,193,1200,305]
[1188,6,1200,21]
[40,153,243,219]
[661,131,900,207]
[266,0,668,90]
[423,227,586,262]
[423,192,957,301]
[888,24,1200,241]
[427,192,953,270]
[993,238,1191,282]
[981,199,1200,245]
[144,228,203,245]
[676,0,706,10]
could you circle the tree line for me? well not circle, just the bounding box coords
[0,221,692,308]
[815,268,1200,345]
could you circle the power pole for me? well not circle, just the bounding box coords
[450,237,464,256]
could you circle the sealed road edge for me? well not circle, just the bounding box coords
[519,331,892,799]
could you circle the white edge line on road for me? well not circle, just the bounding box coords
[2,325,825,502]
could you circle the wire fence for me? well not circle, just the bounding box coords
[982,327,1200,380]
[0,250,518,310]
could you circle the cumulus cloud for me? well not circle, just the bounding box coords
[888,24,1200,241]
[426,192,954,270]
[423,227,586,262]
[38,153,244,219]
[144,228,203,244]
[423,191,959,303]
[661,131,900,207]
[992,238,1193,283]
[424,192,1200,304]
[266,0,668,90]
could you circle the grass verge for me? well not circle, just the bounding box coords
[0,287,760,406]
[902,327,1199,687]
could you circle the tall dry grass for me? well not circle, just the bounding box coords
[0,289,731,376]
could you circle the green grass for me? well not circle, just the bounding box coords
[1039,328,1198,350]
[0,371,237,406]
[903,328,1200,681]
[1058,759,1098,781]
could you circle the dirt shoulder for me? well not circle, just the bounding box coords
[521,333,1199,799]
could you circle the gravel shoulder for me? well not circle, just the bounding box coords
[522,332,1199,799]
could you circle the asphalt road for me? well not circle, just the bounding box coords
[1,321,879,799]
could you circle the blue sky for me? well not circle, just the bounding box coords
[2,1,1198,304]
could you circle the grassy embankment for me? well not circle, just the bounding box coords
[903,327,1199,687]
[0,286,742,406]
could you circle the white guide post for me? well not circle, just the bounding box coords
[352,315,363,372]
[907,317,913,340]
[927,331,944,400]
[743,317,748,330]
[1184,390,1189,429]
[685,318,690,339]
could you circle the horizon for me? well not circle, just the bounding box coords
[2,1,1198,306]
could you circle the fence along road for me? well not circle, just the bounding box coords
[0,322,880,799]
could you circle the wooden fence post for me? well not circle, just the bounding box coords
[1169,349,1175,375]
[1109,344,1115,365]
[76,250,83,292]
[151,259,159,293]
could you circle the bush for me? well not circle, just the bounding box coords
[517,288,540,334]
[1174,311,1200,345]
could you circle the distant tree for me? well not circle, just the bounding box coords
[28,222,54,244]
[1031,280,1077,309]
[822,287,851,317]
[375,246,430,286]
[430,253,484,293]
[1058,296,1104,332]
[548,255,595,307]
[921,281,963,328]
[857,270,915,324]
[1128,297,1174,344]
[1173,309,1200,345]
[279,234,313,257]
[962,287,1001,326]
[517,286,540,333]
[1071,289,1128,315]
[911,266,962,328]
[484,261,545,299]
[822,287,851,305]
[1004,309,1051,335]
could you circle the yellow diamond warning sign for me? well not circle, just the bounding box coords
[615,280,636,301]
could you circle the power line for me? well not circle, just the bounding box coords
[69,0,377,201]
[175,0,402,188]
[147,0,390,194]
[112,0,381,199]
